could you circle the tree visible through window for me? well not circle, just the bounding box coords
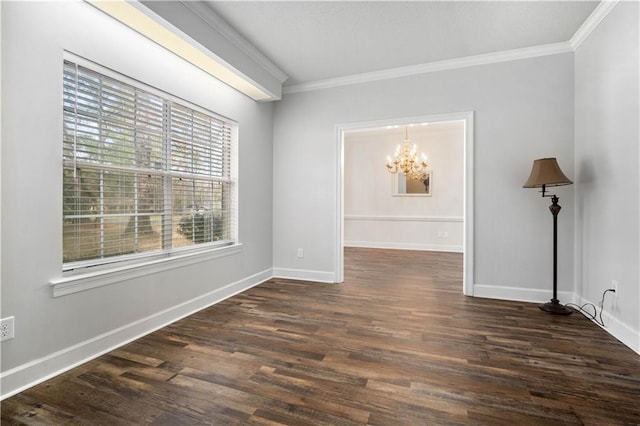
[63,59,235,269]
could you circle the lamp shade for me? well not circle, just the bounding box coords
[523,158,573,188]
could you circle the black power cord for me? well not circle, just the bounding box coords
[566,289,616,327]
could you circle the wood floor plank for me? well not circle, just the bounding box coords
[2,248,639,425]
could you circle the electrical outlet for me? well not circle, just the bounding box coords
[297,248,304,258]
[1,317,15,342]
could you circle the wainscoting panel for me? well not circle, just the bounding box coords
[344,215,463,252]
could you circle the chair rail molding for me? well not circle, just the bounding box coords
[345,215,463,223]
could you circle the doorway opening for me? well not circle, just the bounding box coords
[335,112,474,295]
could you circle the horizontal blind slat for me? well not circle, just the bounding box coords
[63,59,234,269]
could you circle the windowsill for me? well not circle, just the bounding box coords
[49,243,243,297]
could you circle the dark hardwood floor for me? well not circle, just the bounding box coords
[2,247,639,425]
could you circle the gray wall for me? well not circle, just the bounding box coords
[273,53,576,300]
[2,0,638,401]
[1,2,274,395]
[575,1,640,352]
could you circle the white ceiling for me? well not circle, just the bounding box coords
[205,1,600,87]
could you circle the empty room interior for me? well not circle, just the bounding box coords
[1,0,639,424]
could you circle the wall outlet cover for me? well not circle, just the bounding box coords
[1,316,15,342]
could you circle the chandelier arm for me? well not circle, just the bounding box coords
[385,126,429,180]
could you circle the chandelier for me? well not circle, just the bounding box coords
[385,127,428,180]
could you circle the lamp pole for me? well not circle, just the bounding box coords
[539,194,572,314]
[523,158,573,315]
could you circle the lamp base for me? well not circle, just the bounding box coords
[539,299,573,315]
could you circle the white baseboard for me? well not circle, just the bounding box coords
[473,283,574,305]
[474,284,639,356]
[272,267,337,283]
[0,268,273,401]
[344,241,463,253]
[573,294,640,356]
[3,275,636,400]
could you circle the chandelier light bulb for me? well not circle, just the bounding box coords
[385,127,428,180]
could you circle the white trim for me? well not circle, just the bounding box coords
[181,1,288,84]
[335,126,345,284]
[1,268,273,400]
[51,244,243,297]
[345,215,463,223]
[0,0,2,340]
[284,43,572,94]
[282,0,621,97]
[573,294,640,356]
[336,111,474,296]
[272,268,337,283]
[282,0,619,95]
[570,0,620,49]
[473,284,574,306]
[473,283,640,356]
[337,114,471,132]
[462,113,474,296]
[345,241,463,253]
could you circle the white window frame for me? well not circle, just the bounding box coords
[52,53,240,297]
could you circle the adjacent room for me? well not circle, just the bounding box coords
[1,0,639,424]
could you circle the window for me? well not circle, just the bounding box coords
[63,59,236,271]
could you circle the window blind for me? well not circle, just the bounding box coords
[63,59,235,270]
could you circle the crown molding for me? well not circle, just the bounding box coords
[571,0,620,49]
[284,42,573,95]
[158,0,616,97]
[181,1,288,84]
[284,0,621,96]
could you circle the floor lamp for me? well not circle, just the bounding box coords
[523,158,573,315]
